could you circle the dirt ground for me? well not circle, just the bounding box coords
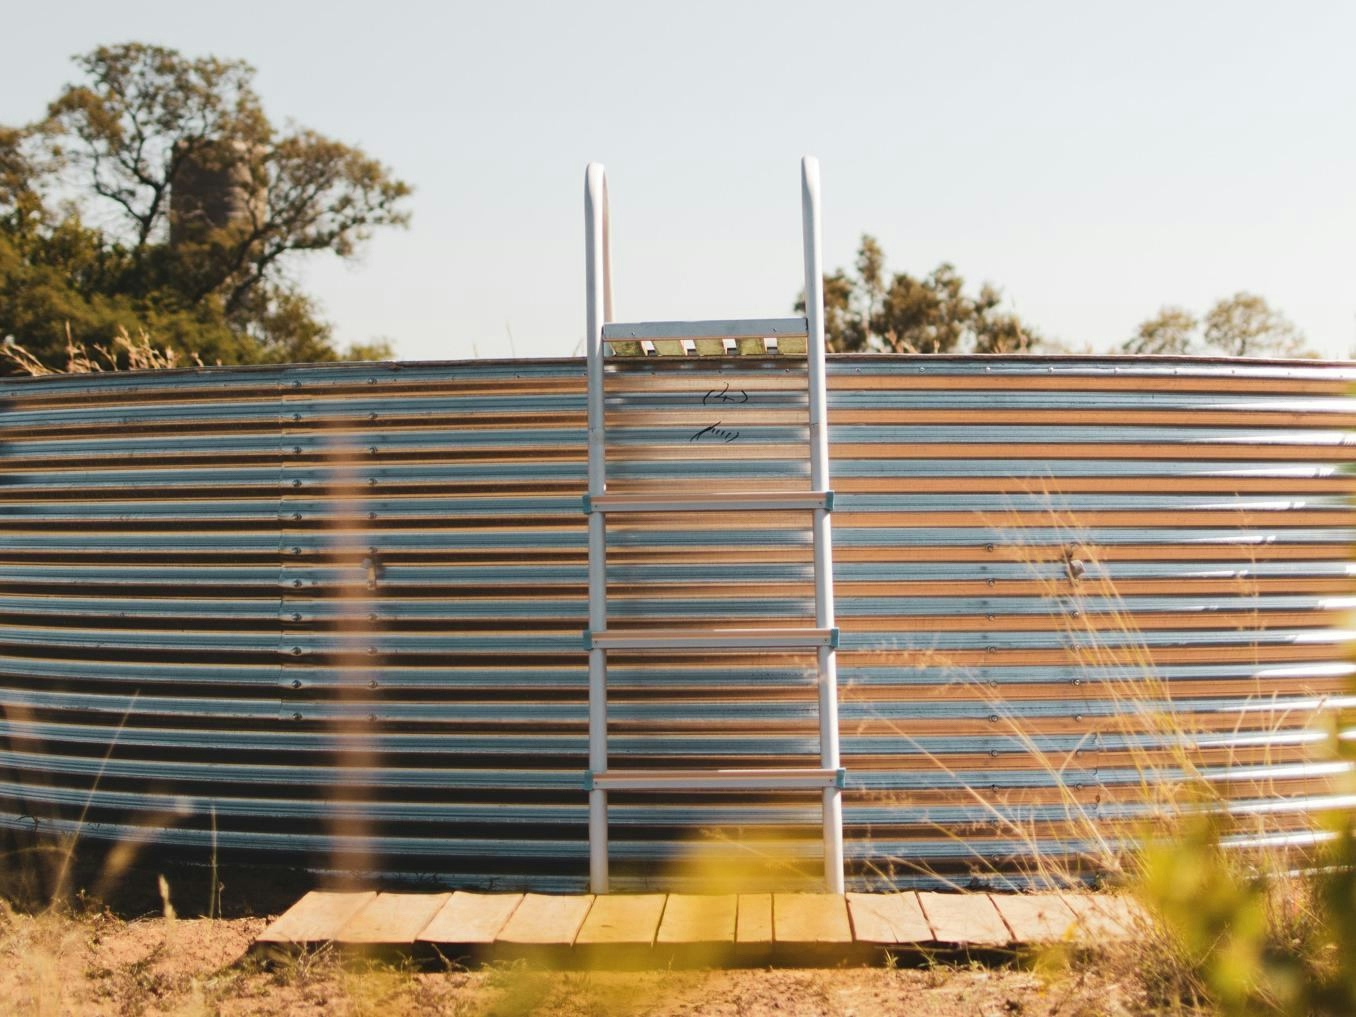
[0,907,1144,1017]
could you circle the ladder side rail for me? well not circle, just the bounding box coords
[584,162,611,893]
[801,155,845,894]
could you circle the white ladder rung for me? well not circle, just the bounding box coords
[590,767,845,792]
[586,627,838,651]
[585,491,832,514]
[602,317,807,342]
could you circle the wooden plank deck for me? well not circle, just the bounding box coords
[255,890,1147,966]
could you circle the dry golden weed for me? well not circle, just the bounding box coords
[0,323,206,376]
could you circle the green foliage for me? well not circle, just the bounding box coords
[1132,777,1356,1014]
[801,235,1046,354]
[1123,306,1199,356]
[1122,295,1313,359]
[1203,293,1310,358]
[0,42,410,371]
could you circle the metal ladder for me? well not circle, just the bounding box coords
[582,157,844,894]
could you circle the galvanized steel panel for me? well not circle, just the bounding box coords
[1,355,1352,890]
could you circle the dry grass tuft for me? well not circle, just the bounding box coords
[1,324,206,376]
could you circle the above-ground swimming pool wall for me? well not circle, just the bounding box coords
[1,355,1352,890]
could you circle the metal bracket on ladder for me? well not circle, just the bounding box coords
[583,157,845,894]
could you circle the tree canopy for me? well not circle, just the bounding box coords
[802,235,1048,355]
[802,236,1320,360]
[1,42,409,371]
[1121,293,1314,359]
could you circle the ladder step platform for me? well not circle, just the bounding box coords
[604,336,808,357]
[601,316,807,357]
[603,317,807,341]
[585,627,839,651]
[585,491,833,514]
[589,767,846,791]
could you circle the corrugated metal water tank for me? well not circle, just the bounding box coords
[1,355,1352,890]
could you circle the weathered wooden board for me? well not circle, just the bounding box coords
[916,892,1011,946]
[418,892,523,945]
[990,894,1079,943]
[735,893,773,944]
[575,894,666,946]
[1062,894,1145,941]
[496,893,595,945]
[257,890,377,945]
[773,893,853,944]
[335,892,450,945]
[846,891,933,944]
[656,894,737,945]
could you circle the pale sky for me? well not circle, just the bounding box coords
[3,1,1353,361]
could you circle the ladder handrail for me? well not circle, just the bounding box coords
[801,156,845,893]
[584,163,610,892]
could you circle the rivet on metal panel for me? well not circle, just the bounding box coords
[291,547,301,555]
[292,579,302,588]
[291,479,302,487]
[1075,714,1085,722]
[292,712,302,721]
[368,478,377,486]
[986,614,995,622]
[988,714,999,723]
[292,413,302,422]
[1073,678,1082,686]
[369,447,378,455]
[292,446,301,454]
[292,512,302,521]
[987,578,995,586]
[290,380,301,388]
[990,750,999,758]
[291,647,302,655]
[367,377,376,385]
[986,645,996,654]
[291,679,302,689]
[291,613,302,622]
[369,679,378,689]
[985,543,995,552]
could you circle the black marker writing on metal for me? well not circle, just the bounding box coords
[702,382,749,405]
[689,421,740,444]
